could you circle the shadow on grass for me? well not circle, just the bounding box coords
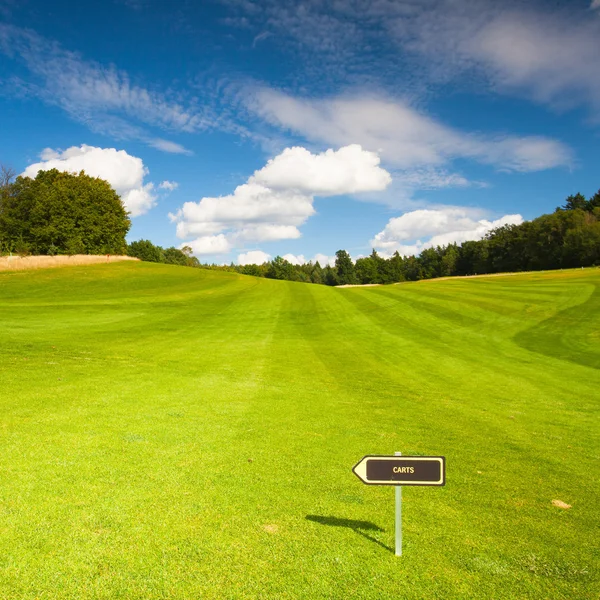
[305,515,394,554]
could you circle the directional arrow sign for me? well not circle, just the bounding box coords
[353,455,445,486]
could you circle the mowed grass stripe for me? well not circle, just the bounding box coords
[0,263,598,599]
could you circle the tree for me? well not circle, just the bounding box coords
[354,255,378,284]
[266,256,295,280]
[403,255,422,281]
[335,249,357,285]
[0,169,130,255]
[0,165,17,255]
[419,247,443,279]
[563,219,600,267]
[456,240,488,275]
[388,251,406,282]
[588,190,600,211]
[128,239,164,262]
[0,164,15,191]
[163,246,189,266]
[559,193,588,212]
[310,261,324,285]
[323,265,339,286]
[441,244,459,277]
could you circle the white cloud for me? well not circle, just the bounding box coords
[312,253,336,267]
[282,253,306,265]
[22,145,158,217]
[371,208,523,257]
[592,0,600,10]
[238,250,271,265]
[149,139,193,155]
[184,234,231,256]
[236,251,335,266]
[252,145,391,194]
[170,144,391,256]
[249,88,572,172]
[159,180,179,191]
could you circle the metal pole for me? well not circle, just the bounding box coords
[395,451,402,556]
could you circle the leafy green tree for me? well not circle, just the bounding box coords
[419,247,443,279]
[128,239,164,262]
[456,240,489,275]
[163,247,189,266]
[403,256,422,281]
[371,249,393,283]
[441,244,459,276]
[559,193,588,212]
[323,265,339,286]
[266,256,295,280]
[0,169,130,255]
[335,249,357,284]
[588,190,600,211]
[388,251,406,282]
[310,261,324,284]
[563,220,600,267]
[354,255,378,284]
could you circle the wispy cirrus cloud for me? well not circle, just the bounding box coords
[246,87,573,178]
[0,24,207,153]
[222,0,600,118]
[392,1,600,116]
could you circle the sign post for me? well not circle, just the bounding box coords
[394,451,402,556]
[352,453,445,557]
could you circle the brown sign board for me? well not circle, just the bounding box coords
[353,455,445,486]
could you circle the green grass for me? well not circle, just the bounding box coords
[0,263,598,599]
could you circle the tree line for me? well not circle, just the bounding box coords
[1,166,599,284]
[193,191,600,285]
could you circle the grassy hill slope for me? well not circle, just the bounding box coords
[0,263,598,599]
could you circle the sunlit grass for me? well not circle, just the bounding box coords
[0,263,598,598]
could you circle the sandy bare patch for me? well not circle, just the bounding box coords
[0,255,138,272]
[262,524,279,534]
[551,499,572,509]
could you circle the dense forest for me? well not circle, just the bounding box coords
[2,166,599,284]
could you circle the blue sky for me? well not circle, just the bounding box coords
[1,0,600,265]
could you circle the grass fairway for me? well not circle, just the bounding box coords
[0,263,598,599]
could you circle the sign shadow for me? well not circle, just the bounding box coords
[305,515,394,554]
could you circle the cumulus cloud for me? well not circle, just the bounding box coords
[252,144,391,194]
[236,251,335,266]
[185,234,231,256]
[312,253,336,267]
[282,253,306,265]
[159,180,179,191]
[249,88,572,172]
[22,145,159,217]
[371,208,523,257]
[238,250,271,265]
[170,144,391,255]
[283,253,337,267]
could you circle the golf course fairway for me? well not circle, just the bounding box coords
[0,262,598,599]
